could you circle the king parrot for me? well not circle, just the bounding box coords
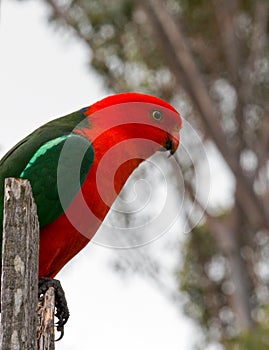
[0,92,182,337]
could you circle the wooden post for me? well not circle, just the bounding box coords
[1,178,39,349]
[0,178,55,349]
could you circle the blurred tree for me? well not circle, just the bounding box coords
[15,0,269,348]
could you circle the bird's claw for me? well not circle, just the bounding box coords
[55,323,64,341]
[38,277,70,341]
[55,303,69,341]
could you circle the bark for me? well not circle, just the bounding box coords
[0,178,39,350]
[37,287,55,350]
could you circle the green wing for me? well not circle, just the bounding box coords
[0,108,93,231]
[20,134,94,227]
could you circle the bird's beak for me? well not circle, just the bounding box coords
[162,132,180,156]
[164,137,175,155]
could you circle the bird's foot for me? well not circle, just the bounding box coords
[38,277,70,341]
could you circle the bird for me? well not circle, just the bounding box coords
[0,92,182,338]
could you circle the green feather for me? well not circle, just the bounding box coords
[20,135,68,177]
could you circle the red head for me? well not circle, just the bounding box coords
[81,92,182,158]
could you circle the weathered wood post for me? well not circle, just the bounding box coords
[1,178,39,349]
[0,178,55,350]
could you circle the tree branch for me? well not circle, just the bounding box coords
[211,0,240,85]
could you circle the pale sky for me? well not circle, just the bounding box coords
[0,1,226,349]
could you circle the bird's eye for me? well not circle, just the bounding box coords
[151,110,163,122]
